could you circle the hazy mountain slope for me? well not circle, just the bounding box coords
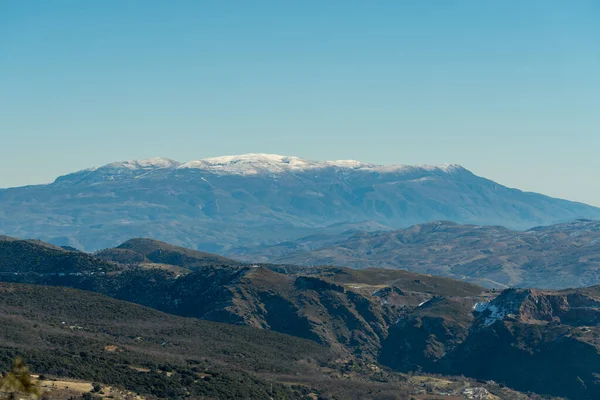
[260,219,600,289]
[1,154,599,252]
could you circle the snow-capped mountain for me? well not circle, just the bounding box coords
[62,153,463,180]
[2,153,600,252]
[176,153,462,175]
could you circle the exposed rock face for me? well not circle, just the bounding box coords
[380,297,475,372]
[383,286,600,399]
[473,288,600,328]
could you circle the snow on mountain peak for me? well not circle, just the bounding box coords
[177,153,464,176]
[80,157,181,173]
[106,157,181,170]
[57,158,181,181]
[178,153,365,175]
[63,154,465,180]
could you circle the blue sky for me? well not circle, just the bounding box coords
[1,1,599,205]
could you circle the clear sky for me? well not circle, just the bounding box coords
[1,1,599,205]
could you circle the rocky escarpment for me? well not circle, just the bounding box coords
[381,287,600,399]
[380,296,475,372]
[473,287,600,328]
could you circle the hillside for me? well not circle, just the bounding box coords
[0,236,116,274]
[0,236,488,359]
[249,219,600,289]
[0,282,338,399]
[0,264,436,359]
[1,154,599,252]
[3,235,599,398]
[0,282,546,400]
[95,238,240,269]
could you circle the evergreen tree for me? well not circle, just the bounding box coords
[0,358,41,400]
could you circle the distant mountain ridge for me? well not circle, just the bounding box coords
[56,153,464,180]
[241,219,600,289]
[2,153,599,252]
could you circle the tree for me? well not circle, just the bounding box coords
[0,357,42,400]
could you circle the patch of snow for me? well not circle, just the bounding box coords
[134,170,156,179]
[324,159,366,168]
[104,157,181,170]
[417,298,432,307]
[72,158,181,175]
[66,154,464,179]
[473,302,507,326]
[408,177,435,183]
[200,177,214,187]
[177,153,464,176]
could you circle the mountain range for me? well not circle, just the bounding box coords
[1,234,600,399]
[4,154,600,398]
[234,219,600,289]
[1,153,599,252]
